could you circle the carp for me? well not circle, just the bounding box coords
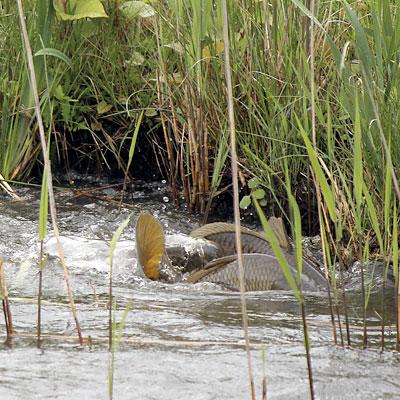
[135,212,326,292]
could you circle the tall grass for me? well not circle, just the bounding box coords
[221,1,255,397]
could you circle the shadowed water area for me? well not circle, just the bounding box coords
[0,181,399,399]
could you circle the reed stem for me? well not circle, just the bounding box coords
[221,1,255,398]
[37,240,44,348]
[396,279,400,351]
[308,0,337,347]
[335,304,344,347]
[339,260,351,347]
[359,260,368,349]
[0,258,13,341]
[301,301,315,400]
[109,262,113,351]
[380,277,386,351]
[16,0,83,345]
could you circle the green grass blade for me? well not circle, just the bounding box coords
[384,156,392,232]
[362,181,384,252]
[35,48,73,69]
[393,201,398,288]
[253,198,301,300]
[109,214,132,268]
[38,170,48,241]
[298,119,336,223]
[353,93,363,216]
[288,192,303,282]
[127,110,144,171]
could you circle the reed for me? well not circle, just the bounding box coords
[107,216,131,399]
[108,214,131,350]
[16,0,83,345]
[253,194,315,399]
[0,258,13,343]
[221,1,255,397]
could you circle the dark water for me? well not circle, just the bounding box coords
[0,183,399,399]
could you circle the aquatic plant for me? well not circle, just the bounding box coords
[108,215,132,400]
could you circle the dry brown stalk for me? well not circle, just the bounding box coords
[16,0,83,345]
[0,173,21,200]
[0,258,13,339]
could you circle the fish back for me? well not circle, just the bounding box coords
[191,223,272,256]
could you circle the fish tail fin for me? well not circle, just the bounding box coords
[135,212,165,280]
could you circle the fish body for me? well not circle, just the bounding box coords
[186,254,326,292]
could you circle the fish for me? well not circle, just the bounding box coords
[185,254,327,291]
[135,212,326,292]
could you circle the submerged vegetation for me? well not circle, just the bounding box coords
[1,0,400,398]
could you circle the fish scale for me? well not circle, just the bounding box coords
[189,254,326,292]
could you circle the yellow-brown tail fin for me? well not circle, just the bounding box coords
[135,212,165,280]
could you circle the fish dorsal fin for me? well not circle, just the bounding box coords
[191,223,267,241]
[267,217,291,250]
[135,212,165,280]
[191,220,292,250]
[185,255,237,283]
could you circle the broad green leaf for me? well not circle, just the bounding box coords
[248,177,260,190]
[53,85,77,103]
[239,195,251,209]
[54,0,108,21]
[145,109,158,117]
[164,42,184,54]
[252,188,266,200]
[97,101,112,115]
[35,48,73,69]
[259,198,267,207]
[125,52,145,66]
[120,1,156,19]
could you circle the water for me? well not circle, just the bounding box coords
[0,183,399,399]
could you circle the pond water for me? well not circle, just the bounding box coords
[0,181,399,399]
